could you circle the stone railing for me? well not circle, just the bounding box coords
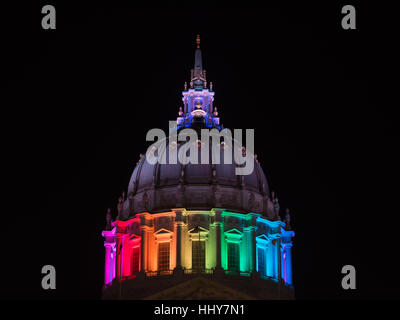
[145,270,173,277]
[183,268,214,275]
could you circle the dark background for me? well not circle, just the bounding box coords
[2,1,398,300]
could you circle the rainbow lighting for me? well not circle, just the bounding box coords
[101,35,295,299]
[103,210,294,284]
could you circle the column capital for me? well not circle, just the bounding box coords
[172,208,186,222]
[211,208,225,214]
[244,225,257,231]
[104,242,116,248]
[140,225,154,231]
[211,208,224,223]
[171,208,186,214]
[281,242,293,249]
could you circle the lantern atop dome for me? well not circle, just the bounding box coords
[177,35,222,131]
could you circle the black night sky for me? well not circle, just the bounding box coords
[2,2,399,301]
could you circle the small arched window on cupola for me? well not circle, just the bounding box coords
[194,98,203,110]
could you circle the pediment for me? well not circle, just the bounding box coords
[189,226,208,234]
[269,233,281,240]
[256,234,269,241]
[225,228,242,235]
[154,228,173,235]
[129,233,141,240]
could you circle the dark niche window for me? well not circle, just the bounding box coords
[192,240,205,270]
[227,242,240,271]
[131,246,140,275]
[158,242,170,271]
[257,247,266,276]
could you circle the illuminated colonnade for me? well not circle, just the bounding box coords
[102,208,294,286]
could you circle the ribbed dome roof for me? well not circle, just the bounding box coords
[118,137,276,220]
[128,139,269,195]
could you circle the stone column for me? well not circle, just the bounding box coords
[102,228,116,284]
[212,209,224,275]
[104,244,112,284]
[172,209,184,275]
[273,241,279,279]
[140,228,146,273]
[277,239,282,281]
[216,222,221,268]
[281,244,285,282]
[112,245,116,280]
[176,222,182,267]
[267,241,274,277]
[243,227,252,272]
[116,235,123,280]
[252,227,257,272]
[285,243,293,285]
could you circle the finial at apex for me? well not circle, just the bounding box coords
[196,34,200,49]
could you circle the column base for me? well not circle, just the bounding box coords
[173,266,184,277]
[213,266,225,277]
[136,270,146,279]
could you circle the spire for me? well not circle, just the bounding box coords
[190,34,206,90]
[194,34,203,72]
[176,35,222,131]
